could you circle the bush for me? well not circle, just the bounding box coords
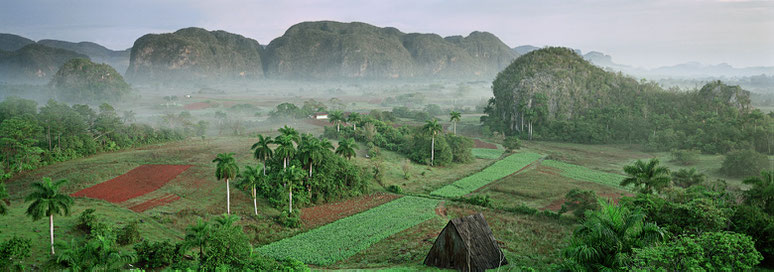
[558,189,599,219]
[459,195,492,207]
[116,221,141,246]
[671,149,698,165]
[386,185,403,194]
[730,205,774,266]
[0,236,31,271]
[278,210,301,228]
[503,136,521,152]
[76,208,99,233]
[631,231,763,271]
[721,149,768,177]
[134,240,185,269]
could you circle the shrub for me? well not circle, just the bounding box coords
[558,189,599,219]
[386,185,403,194]
[630,231,763,271]
[730,205,774,266]
[278,210,301,228]
[459,195,492,207]
[503,136,521,152]
[76,208,99,233]
[0,236,31,271]
[116,221,141,246]
[671,149,698,165]
[134,240,185,269]
[721,149,768,177]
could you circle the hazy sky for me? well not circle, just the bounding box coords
[2,0,772,68]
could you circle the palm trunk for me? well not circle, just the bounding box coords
[337,123,340,132]
[289,180,293,213]
[226,179,231,215]
[431,135,435,166]
[252,187,258,215]
[308,164,313,199]
[453,122,457,135]
[49,214,55,255]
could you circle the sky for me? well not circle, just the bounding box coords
[1,0,772,68]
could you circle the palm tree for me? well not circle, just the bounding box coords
[236,165,264,215]
[274,135,296,169]
[278,125,300,143]
[329,111,344,132]
[185,218,210,262]
[621,158,671,194]
[742,170,773,215]
[671,168,706,188]
[0,183,8,215]
[213,213,241,229]
[348,112,362,130]
[449,111,461,135]
[299,135,329,199]
[423,119,443,166]
[563,201,663,270]
[336,138,358,160]
[213,153,239,215]
[251,134,273,176]
[25,177,73,255]
[280,166,304,213]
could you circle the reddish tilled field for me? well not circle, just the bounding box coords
[71,164,192,203]
[184,102,210,110]
[300,193,400,227]
[474,139,498,149]
[129,194,181,212]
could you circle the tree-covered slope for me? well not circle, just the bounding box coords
[126,27,264,82]
[263,21,519,79]
[49,58,130,103]
[0,33,35,51]
[0,44,89,83]
[38,39,131,74]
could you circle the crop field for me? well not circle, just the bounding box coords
[472,148,504,159]
[258,196,440,265]
[541,160,629,190]
[430,152,543,197]
[71,164,192,203]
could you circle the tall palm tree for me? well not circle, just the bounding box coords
[236,165,263,215]
[185,218,210,263]
[0,183,8,215]
[299,135,329,199]
[251,134,273,176]
[449,111,461,135]
[621,158,671,194]
[278,125,300,143]
[213,153,239,215]
[319,137,335,151]
[329,111,344,132]
[742,170,773,215]
[336,138,358,160]
[25,177,73,255]
[671,168,706,188]
[280,166,304,213]
[213,213,241,229]
[274,135,296,169]
[423,119,443,166]
[348,112,362,130]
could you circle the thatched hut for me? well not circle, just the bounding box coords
[423,213,508,271]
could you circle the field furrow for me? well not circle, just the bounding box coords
[431,152,543,197]
[258,196,440,265]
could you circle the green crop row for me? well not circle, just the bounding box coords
[431,152,543,197]
[541,160,629,189]
[258,196,440,265]
[472,148,505,159]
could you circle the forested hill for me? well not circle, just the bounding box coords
[263,21,518,80]
[0,33,35,51]
[49,58,131,103]
[484,47,769,155]
[0,43,89,83]
[38,39,130,74]
[126,27,265,82]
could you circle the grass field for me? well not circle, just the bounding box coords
[258,196,440,265]
[541,160,629,190]
[472,148,505,159]
[431,152,543,197]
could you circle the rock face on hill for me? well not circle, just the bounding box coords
[50,58,130,103]
[0,33,35,51]
[126,27,265,82]
[262,21,518,79]
[38,39,131,74]
[0,43,89,83]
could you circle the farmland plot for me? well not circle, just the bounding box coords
[472,148,504,159]
[431,152,542,197]
[259,196,439,265]
[541,160,629,189]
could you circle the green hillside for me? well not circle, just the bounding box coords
[0,43,88,83]
[38,39,130,73]
[0,33,35,51]
[49,58,130,103]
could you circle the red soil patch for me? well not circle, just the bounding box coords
[541,192,632,212]
[300,193,400,227]
[473,139,498,149]
[184,102,210,110]
[435,201,447,217]
[129,194,181,212]
[71,164,191,203]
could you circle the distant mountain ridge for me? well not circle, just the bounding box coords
[0,43,89,83]
[0,33,35,51]
[38,39,130,73]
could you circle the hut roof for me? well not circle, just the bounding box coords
[424,213,507,271]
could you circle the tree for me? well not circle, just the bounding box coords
[449,111,461,135]
[621,158,671,194]
[630,231,762,271]
[559,189,600,219]
[274,135,296,169]
[671,168,705,188]
[278,125,300,143]
[0,183,7,216]
[335,138,358,160]
[184,218,210,264]
[563,201,664,270]
[742,170,774,215]
[213,153,239,215]
[251,134,273,176]
[298,135,328,199]
[236,165,263,216]
[348,112,362,130]
[24,177,73,255]
[721,149,769,178]
[329,111,344,132]
[280,166,304,213]
[423,119,443,166]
